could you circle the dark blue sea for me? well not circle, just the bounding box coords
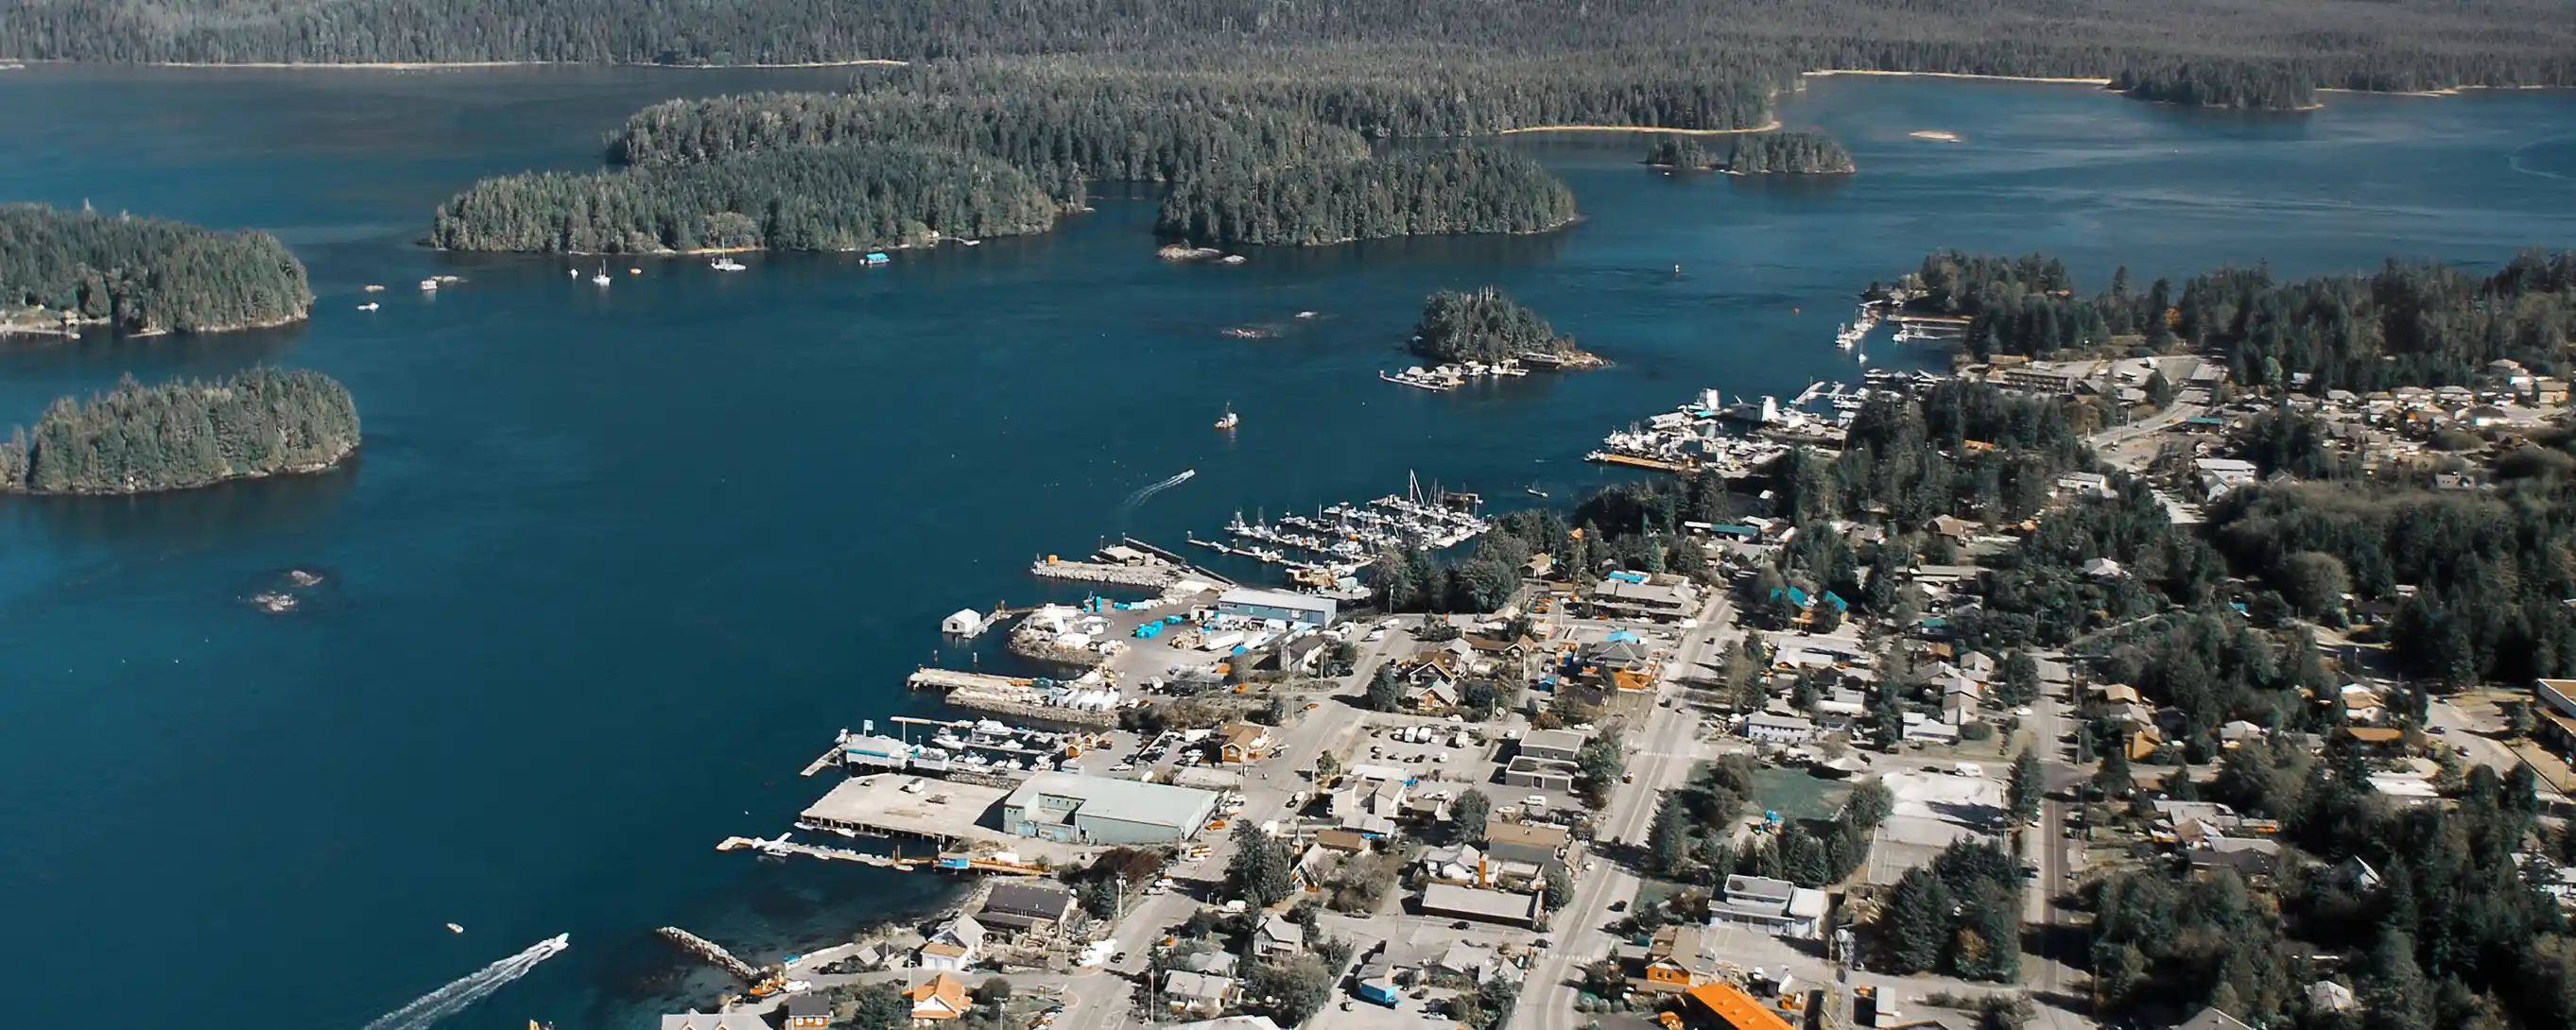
[1,65,2572,1030]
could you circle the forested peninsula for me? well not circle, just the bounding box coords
[0,369,359,495]
[1156,148,1575,247]
[432,145,1062,253]
[1647,131,1855,174]
[1900,249,2576,389]
[1409,288,1593,366]
[7,0,2573,113]
[0,204,311,336]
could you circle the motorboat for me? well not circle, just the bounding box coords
[710,256,748,272]
[447,922,465,934]
[357,301,379,312]
[420,279,439,291]
[591,263,613,286]
[1215,403,1239,430]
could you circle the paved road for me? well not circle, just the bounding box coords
[1512,592,1733,1030]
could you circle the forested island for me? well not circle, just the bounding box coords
[0,204,311,336]
[1646,131,1855,174]
[1409,288,1597,367]
[1900,249,2576,389]
[7,0,2573,114]
[1155,148,1575,247]
[0,369,359,494]
[431,145,1063,253]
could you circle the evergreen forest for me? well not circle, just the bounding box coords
[1155,148,1576,247]
[6,0,2574,113]
[0,204,312,335]
[1904,249,2576,390]
[0,369,359,494]
[1647,130,1855,174]
[1409,288,1578,364]
[430,145,1063,253]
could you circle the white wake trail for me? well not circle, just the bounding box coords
[361,934,570,1030]
[1119,469,1196,513]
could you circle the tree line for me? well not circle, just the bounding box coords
[2112,61,2319,110]
[0,369,359,494]
[430,144,1063,253]
[0,203,310,335]
[9,0,2574,110]
[1155,147,1576,247]
[1905,249,2576,391]
[1648,131,1855,174]
[1409,287,1578,364]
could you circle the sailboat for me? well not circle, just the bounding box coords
[591,262,612,286]
[1215,403,1239,430]
[710,255,748,272]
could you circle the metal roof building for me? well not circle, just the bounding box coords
[1418,883,1544,927]
[1216,588,1338,627]
[1002,772,1221,845]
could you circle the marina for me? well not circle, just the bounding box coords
[1187,472,1494,578]
[1378,358,1532,391]
[1580,373,1947,477]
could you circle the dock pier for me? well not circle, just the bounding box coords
[716,833,1050,877]
[799,732,846,778]
[657,925,762,983]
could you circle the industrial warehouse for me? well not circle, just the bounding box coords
[1001,772,1222,845]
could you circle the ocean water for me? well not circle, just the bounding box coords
[0,65,2571,1030]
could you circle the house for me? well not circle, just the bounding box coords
[1582,575,1702,621]
[917,915,986,970]
[2189,836,2282,878]
[1163,970,1240,1013]
[787,992,832,1030]
[1901,712,1960,745]
[1710,874,1828,940]
[1421,844,1489,885]
[1314,827,1371,853]
[2175,1006,2254,1030]
[1929,515,1979,541]
[1253,912,1305,957]
[660,1013,769,1030]
[1640,924,1724,988]
[2308,982,2357,1015]
[1483,819,1571,866]
[2534,678,2576,754]
[2086,682,2143,706]
[1409,678,1463,713]
[1333,776,1408,831]
[1740,712,1817,744]
[1433,940,1523,984]
[1504,755,1580,792]
[908,972,974,1021]
[1218,722,1273,764]
[2218,720,2267,747]
[2334,856,2384,891]
[977,883,1075,935]
[1271,634,1330,676]
[2340,683,2388,724]
[2083,558,2125,580]
[1174,950,1241,977]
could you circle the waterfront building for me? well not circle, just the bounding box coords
[1002,772,1220,845]
[1215,588,1338,627]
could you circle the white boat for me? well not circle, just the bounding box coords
[419,279,439,291]
[960,239,982,247]
[567,268,579,278]
[710,256,747,272]
[591,263,613,286]
[357,301,379,312]
[1215,403,1238,430]
[628,267,641,276]
[362,283,386,292]
[446,922,464,934]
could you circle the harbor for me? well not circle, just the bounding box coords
[1186,472,1494,581]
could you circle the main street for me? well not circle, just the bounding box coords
[1511,591,1733,1030]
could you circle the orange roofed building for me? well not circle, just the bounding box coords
[1683,982,1794,1030]
[908,972,973,1021]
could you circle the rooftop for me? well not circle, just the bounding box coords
[1007,772,1220,830]
[1217,587,1337,612]
[1420,883,1544,923]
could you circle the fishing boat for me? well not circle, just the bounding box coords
[1215,403,1239,430]
[591,263,613,286]
[420,279,440,291]
[447,922,465,934]
[357,301,379,312]
[710,256,747,272]
[1525,485,1548,498]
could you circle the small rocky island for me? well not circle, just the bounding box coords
[1383,287,1602,388]
[0,203,312,336]
[0,369,360,494]
[1646,130,1856,175]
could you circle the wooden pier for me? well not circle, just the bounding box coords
[716,834,1048,877]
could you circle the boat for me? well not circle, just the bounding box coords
[710,256,747,272]
[591,263,613,286]
[861,252,890,266]
[567,268,579,278]
[1215,403,1239,430]
[1525,485,1548,499]
[357,301,379,312]
[960,239,982,247]
[419,279,439,291]
[362,283,386,293]
[447,922,465,934]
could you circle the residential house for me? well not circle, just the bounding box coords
[1333,775,1408,835]
[1483,819,1571,867]
[2340,683,2388,724]
[2534,678,2576,754]
[1217,722,1273,764]
[1467,630,1544,682]
[1505,756,1580,792]
[1683,981,1796,1030]
[2308,982,2357,1015]
[1162,970,1239,1014]
[2176,1006,2254,1030]
[1901,711,1960,745]
[2218,720,2267,748]
[908,973,974,1021]
[1271,634,1329,676]
[1420,843,1490,886]
[1558,637,1661,719]
[917,915,986,971]
[1253,912,1305,957]
[1432,940,1522,985]
[1639,924,1724,989]
[1173,950,1241,977]
[786,993,832,1030]
[1313,827,1371,853]
[1409,678,1463,713]
[1740,712,1817,745]
[1519,729,1590,764]
[977,883,1075,935]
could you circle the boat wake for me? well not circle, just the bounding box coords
[360,934,569,1030]
[1119,469,1197,515]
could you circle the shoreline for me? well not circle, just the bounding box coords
[0,58,909,70]
[7,438,356,497]
[1499,120,1780,136]
[1803,69,2111,86]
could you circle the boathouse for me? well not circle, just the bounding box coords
[1215,588,1338,627]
